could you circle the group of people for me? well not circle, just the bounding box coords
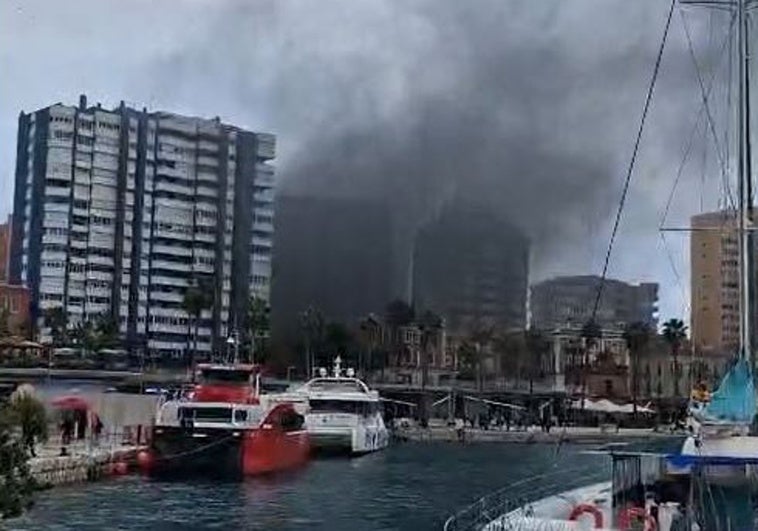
[59,409,103,455]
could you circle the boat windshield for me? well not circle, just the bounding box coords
[199,368,252,385]
[177,405,264,425]
[310,399,379,416]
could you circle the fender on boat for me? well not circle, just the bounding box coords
[568,503,603,528]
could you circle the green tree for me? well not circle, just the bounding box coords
[92,314,119,352]
[0,408,37,518]
[43,307,68,347]
[71,320,95,357]
[8,390,47,458]
[662,318,688,397]
[322,322,353,368]
[182,278,214,374]
[623,321,652,416]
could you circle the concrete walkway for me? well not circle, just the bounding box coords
[396,425,684,444]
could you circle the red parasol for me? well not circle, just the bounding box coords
[51,396,89,410]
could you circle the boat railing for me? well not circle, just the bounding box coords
[442,463,609,531]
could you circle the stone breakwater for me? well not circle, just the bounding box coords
[29,445,145,487]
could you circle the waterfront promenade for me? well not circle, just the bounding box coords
[396,424,684,444]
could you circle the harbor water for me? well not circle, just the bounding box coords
[12,442,601,531]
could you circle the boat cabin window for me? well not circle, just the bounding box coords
[177,406,263,425]
[178,406,232,422]
[198,368,252,385]
[280,411,305,432]
[310,399,379,416]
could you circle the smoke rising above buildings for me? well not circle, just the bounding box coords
[0,0,735,320]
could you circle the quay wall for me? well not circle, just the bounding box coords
[29,445,144,487]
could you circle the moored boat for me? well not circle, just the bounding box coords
[271,357,389,455]
[142,362,309,477]
[146,400,309,478]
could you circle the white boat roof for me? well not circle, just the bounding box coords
[291,376,380,401]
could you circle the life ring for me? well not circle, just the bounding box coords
[568,503,603,528]
[618,506,657,530]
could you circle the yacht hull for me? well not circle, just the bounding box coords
[309,424,389,455]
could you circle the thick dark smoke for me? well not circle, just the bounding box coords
[1,0,733,318]
[138,0,721,291]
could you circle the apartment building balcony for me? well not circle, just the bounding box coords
[152,244,193,257]
[45,185,70,199]
[155,181,193,196]
[151,291,184,304]
[85,270,113,282]
[152,259,192,273]
[87,256,114,267]
[42,233,68,246]
[197,155,219,168]
[150,275,189,288]
[256,134,276,159]
[196,186,218,198]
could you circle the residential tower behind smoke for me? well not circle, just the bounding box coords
[412,203,529,335]
[530,275,658,332]
[271,195,394,338]
[10,95,275,360]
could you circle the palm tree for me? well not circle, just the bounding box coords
[182,278,213,375]
[470,325,494,391]
[300,306,325,377]
[92,314,119,352]
[43,307,68,347]
[525,328,550,395]
[623,321,651,416]
[580,320,602,408]
[662,318,688,398]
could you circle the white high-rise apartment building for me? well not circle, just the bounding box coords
[10,95,275,360]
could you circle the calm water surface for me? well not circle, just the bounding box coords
[11,442,603,531]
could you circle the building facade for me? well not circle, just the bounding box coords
[0,216,11,283]
[10,95,275,359]
[530,276,659,332]
[690,210,741,355]
[412,202,529,336]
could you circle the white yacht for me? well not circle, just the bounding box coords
[273,357,389,455]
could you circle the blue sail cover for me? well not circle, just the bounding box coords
[700,358,756,424]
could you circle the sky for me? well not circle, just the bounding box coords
[0,0,741,328]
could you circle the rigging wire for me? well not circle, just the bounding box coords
[591,0,676,320]
[680,7,736,211]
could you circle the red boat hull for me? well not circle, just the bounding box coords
[147,426,309,478]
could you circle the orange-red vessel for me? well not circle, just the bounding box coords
[144,364,309,478]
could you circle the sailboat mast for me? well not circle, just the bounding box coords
[737,0,752,362]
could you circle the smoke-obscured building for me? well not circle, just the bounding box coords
[271,195,394,338]
[412,203,529,335]
[530,275,658,332]
[10,95,275,359]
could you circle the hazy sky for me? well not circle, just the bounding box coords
[0,0,740,327]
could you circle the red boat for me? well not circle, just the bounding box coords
[143,364,309,478]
